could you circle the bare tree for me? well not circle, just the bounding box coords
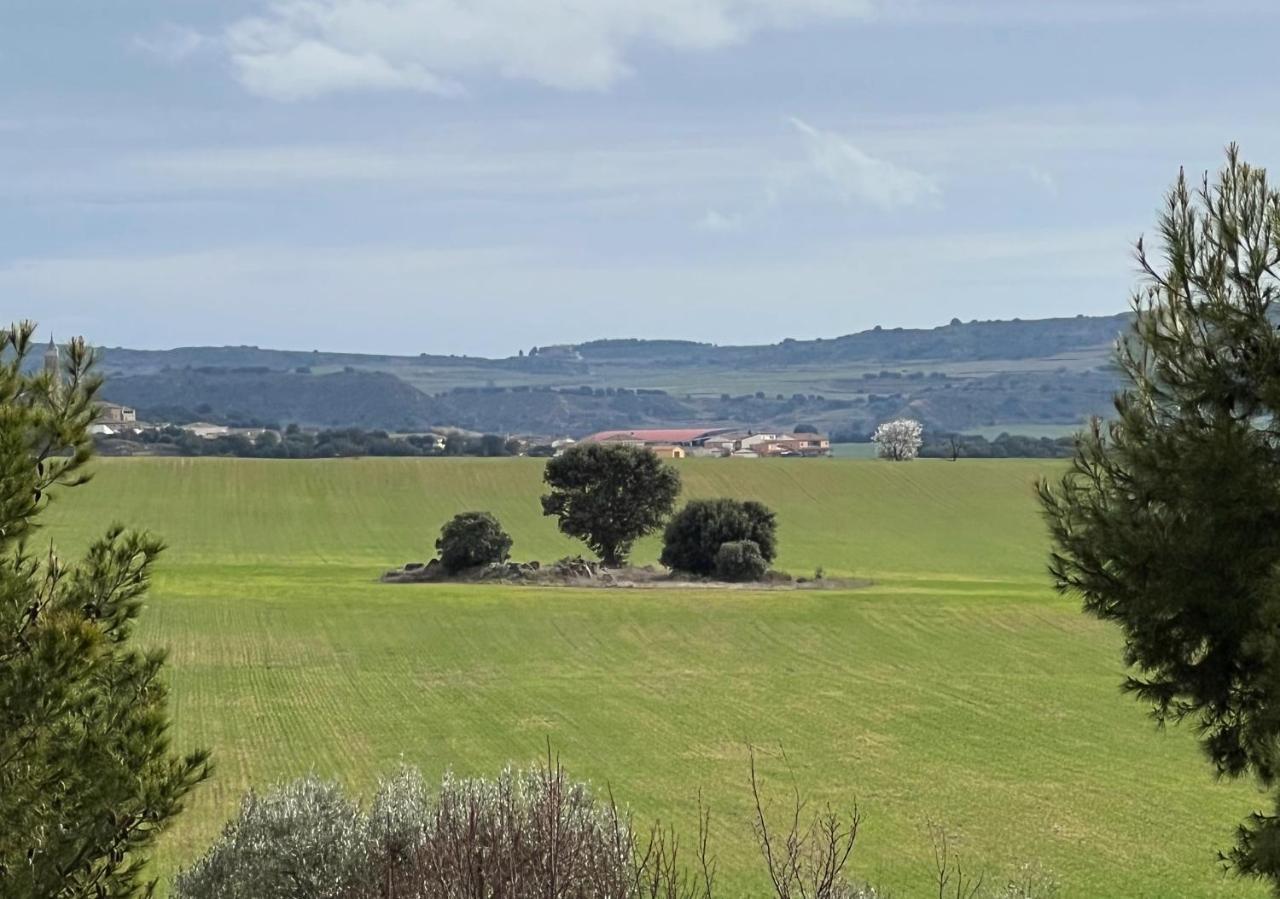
[631,793,715,899]
[928,820,985,899]
[748,748,862,899]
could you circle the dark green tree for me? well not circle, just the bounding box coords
[0,322,209,898]
[443,433,470,456]
[660,498,778,576]
[540,443,680,566]
[435,511,513,573]
[477,434,508,457]
[1038,147,1280,889]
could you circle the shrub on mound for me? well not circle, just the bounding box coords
[435,511,513,573]
[660,498,777,576]
[714,539,769,582]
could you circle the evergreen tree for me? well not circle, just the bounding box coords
[1039,147,1280,889]
[0,322,209,897]
[540,443,680,566]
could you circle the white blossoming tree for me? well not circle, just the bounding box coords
[873,418,923,461]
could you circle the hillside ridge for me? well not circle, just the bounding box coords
[81,311,1130,438]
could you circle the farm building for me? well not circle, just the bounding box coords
[584,428,829,458]
[96,401,137,424]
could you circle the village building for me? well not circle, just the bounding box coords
[532,344,583,361]
[96,402,138,424]
[584,427,830,458]
[181,422,232,439]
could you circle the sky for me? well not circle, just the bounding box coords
[7,0,1280,357]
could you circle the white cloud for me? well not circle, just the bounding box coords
[883,0,1275,25]
[133,24,209,63]
[228,31,464,100]
[222,0,874,99]
[697,209,744,232]
[789,117,940,210]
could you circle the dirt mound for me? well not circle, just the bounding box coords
[381,557,867,591]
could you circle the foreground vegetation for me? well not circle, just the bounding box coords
[0,327,207,897]
[40,457,1268,897]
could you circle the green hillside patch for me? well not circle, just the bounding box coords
[41,458,1267,897]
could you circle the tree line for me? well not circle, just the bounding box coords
[110,425,531,458]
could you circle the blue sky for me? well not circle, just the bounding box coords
[7,0,1280,356]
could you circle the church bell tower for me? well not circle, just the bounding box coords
[43,336,60,381]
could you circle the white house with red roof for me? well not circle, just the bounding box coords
[584,427,830,458]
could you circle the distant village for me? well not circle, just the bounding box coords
[46,336,831,459]
[90,411,831,460]
[575,428,831,458]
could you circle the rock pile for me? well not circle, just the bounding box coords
[548,556,613,582]
[381,556,621,585]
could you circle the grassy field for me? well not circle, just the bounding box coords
[40,457,1265,897]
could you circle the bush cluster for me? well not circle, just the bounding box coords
[714,540,769,582]
[435,511,513,573]
[175,764,641,899]
[660,498,777,578]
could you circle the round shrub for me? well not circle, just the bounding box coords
[172,775,370,899]
[435,511,513,573]
[659,498,777,576]
[714,540,769,582]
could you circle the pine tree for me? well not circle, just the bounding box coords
[0,321,209,897]
[1039,147,1280,889]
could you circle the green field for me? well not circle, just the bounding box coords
[41,458,1265,897]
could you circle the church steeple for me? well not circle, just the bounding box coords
[43,335,60,381]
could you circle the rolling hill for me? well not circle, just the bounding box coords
[84,312,1129,437]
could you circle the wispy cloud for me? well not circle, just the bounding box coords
[219,0,876,100]
[696,209,744,232]
[788,117,940,210]
[132,24,209,63]
[883,0,1278,26]
[227,31,465,101]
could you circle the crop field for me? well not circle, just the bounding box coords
[41,458,1265,897]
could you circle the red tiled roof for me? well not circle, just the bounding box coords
[586,428,718,444]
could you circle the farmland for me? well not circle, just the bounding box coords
[42,457,1265,897]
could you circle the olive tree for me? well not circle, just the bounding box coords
[1039,147,1280,890]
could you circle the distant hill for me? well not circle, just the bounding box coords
[574,313,1130,365]
[103,369,439,430]
[90,312,1130,437]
